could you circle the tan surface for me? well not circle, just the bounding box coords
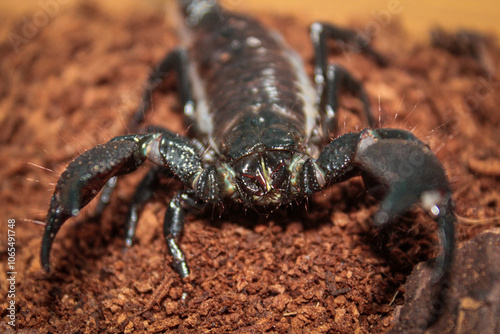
[1,0,499,40]
[238,0,500,39]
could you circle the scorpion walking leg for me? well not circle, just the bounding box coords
[310,22,387,139]
[322,64,376,136]
[93,175,118,216]
[310,22,387,78]
[123,126,178,247]
[124,166,164,247]
[129,48,194,130]
[163,190,199,278]
[95,49,195,217]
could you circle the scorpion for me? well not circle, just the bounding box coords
[41,0,455,324]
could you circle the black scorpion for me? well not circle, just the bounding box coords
[41,0,455,323]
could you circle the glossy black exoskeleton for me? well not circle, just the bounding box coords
[41,0,455,326]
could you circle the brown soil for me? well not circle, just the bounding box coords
[1,2,500,333]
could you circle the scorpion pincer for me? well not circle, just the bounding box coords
[41,0,455,325]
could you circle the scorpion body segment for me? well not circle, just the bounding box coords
[41,0,455,326]
[188,10,314,152]
[180,2,321,206]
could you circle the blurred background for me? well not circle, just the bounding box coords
[1,0,499,41]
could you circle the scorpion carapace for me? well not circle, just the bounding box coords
[41,0,455,326]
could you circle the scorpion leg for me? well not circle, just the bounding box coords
[322,64,376,137]
[95,49,195,217]
[129,48,194,131]
[123,126,178,247]
[123,165,164,247]
[302,128,455,285]
[93,175,118,217]
[163,190,200,278]
[310,22,387,139]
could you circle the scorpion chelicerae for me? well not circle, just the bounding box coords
[41,0,455,324]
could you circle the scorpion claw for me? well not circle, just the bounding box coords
[315,129,455,293]
[41,202,73,272]
[355,129,455,284]
[41,138,146,272]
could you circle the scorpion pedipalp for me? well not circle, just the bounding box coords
[355,129,455,284]
[41,138,146,272]
[312,128,455,286]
